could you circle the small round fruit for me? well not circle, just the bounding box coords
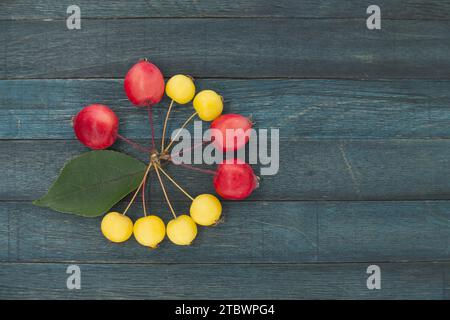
[73,104,119,150]
[193,90,223,121]
[101,212,133,243]
[210,114,252,152]
[167,215,198,246]
[133,215,166,248]
[190,194,222,226]
[214,159,258,200]
[165,75,196,104]
[124,60,165,107]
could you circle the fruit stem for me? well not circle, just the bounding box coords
[173,140,209,157]
[164,111,198,152]
[147,105,156,151]
[123,162,153,215]
[155,163,194,201]
[161,99,174,152]
[142,172,149,217]
[153,160,177,219]
[117,134,151,153]
[169,160,216,175]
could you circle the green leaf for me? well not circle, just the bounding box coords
[33,150,147,217]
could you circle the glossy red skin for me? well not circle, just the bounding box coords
[210,114,252,152]
[73,104,119,150]
[124,60,165,107]
[213,159,258,200]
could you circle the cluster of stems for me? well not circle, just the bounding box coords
[121,100,208,219]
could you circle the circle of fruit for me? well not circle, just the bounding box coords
[35,59,259,249]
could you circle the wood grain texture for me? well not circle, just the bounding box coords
[2,79,450,140]
[1,1,449,300]
[1,201,449,263]
[1,0,450,19]
[0,262,448,299]
[1,19,450,79]
[2,139,450,201]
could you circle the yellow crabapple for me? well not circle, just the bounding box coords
[190,194,222,226]
[193,90,223,121]
[101,212,133,243]
[133,215,166,248]
[165,74,196,104]
[167,215,198,245]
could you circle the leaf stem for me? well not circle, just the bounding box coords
[155,163,194,201]
[161,99,174,152]
[123,162,153,215]
[153,160,177,219]
[164,111,198,152]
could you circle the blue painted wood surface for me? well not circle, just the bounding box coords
[1,201,449,263]
[1,1,449,19]
[1,19,450,79]
[2,79,450,139]
[1,262,449,299]
[0,1,449,300]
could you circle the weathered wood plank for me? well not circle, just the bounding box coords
[0,201,317,263]
[1,19,450,79]
[2,139,450,201]
[0,262,448,299]
[1,79,450,139]
[1,1,449,19]
[1,201,448,263]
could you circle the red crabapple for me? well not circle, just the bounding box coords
[210,114,253,152]
[213,159,258,200]
[73,104,119,150]
[124,60,165,107]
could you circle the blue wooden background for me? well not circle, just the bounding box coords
[1,0,450,299]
